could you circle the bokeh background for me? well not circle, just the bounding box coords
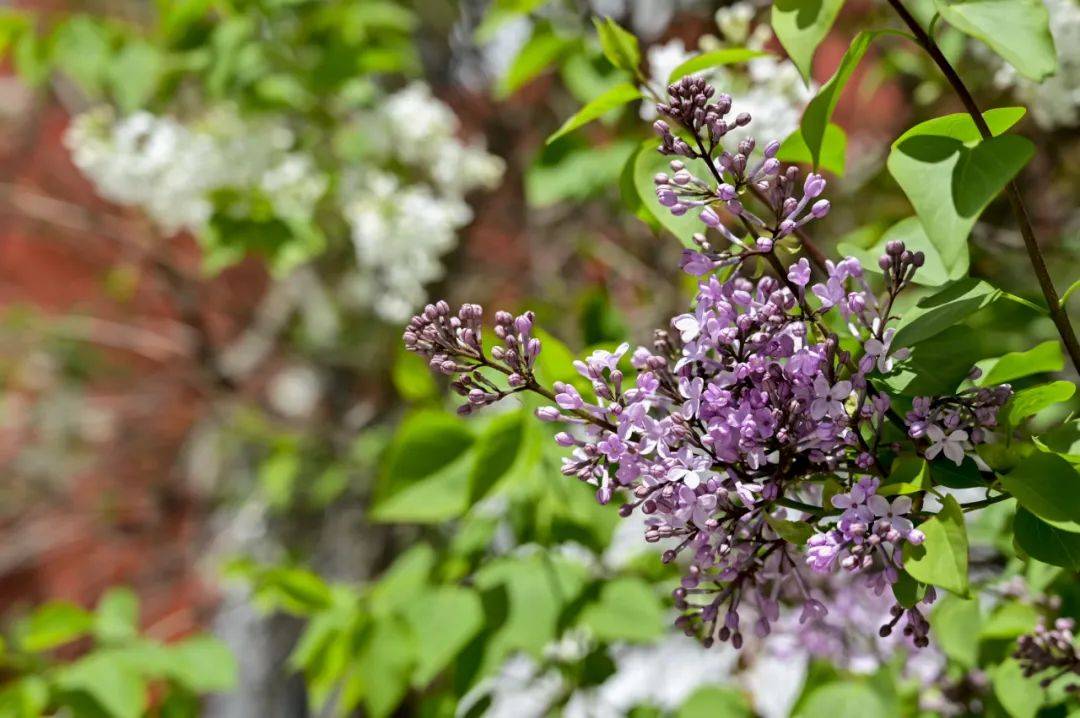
[0,0,1077,716]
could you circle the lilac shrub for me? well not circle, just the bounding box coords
[403,77,1014,651]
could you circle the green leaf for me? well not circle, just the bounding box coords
[992,657,1044,718]
[885,324,993,396]
[929,456,986,489]
[55,653,147,718]
[892,277,1002,348]
[469,411,527,503]
[778,123,847,176]
[593,17,640,73]
[401,586,484,687]
[391,347,437,403]
[887,108,1033,262]
[1040,419,1080,462]
[878,455,930,495]
[1014,507,1080,570]
[934,0,1056,81]
[498,26,576,99]
[94,588,139,644]
[52,17,114,97]
[838,216,967,287]
[369,545,435,617]
[632,139,711,247]
[764,512,815,543]
[892,571,929,608]
[1007,381,1076,424]
[579,578,665,643]
[357,616,417,718]
[980,602,1039,639]
[546,82,642,144]
[902,494,969,596]
[1001,451,1080,524]
[374,411,475,502]
[474,554,588,674]
[16,601,93,653]
[771,0,846,81]
[677,686,753,718]
[0,677,48,718]
[793,682,887,718]
[108,39,163,112]
[799,30,877,168]
[528,140,637,207]
[160,635,238,692]
[932,596,981,667]
[259,446,300,509]
[980,340,1065,386]
[667,48,767,83]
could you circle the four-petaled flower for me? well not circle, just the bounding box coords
[811,375,852,421]
[925,424,968,465]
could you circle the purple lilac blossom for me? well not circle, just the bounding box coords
[403,78,1016,653]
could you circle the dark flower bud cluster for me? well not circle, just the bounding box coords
[403,301,543,416]
[878,595,935,648]
[1014,619,1080,691]
[650,76,830,275]
[878,238,926,291]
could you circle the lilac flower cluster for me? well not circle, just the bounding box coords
[1014,619,1080,691]
[403,78,1017,652]
[905,384,1012,463]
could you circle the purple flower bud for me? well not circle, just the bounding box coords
[803,173,826,198]
[764,139,781,158]
[811,199,830,218]
[700,206,721,228]
[535,406,562,421]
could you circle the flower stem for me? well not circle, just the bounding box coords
[885,0,1080,374]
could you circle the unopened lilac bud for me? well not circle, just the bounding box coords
[700,206,721,228]
[507,373,526,388]
[597,486,612,504]
[653,172,670,185]
[718,183,737,200]
[762,158,780,175]
[886,240,905,256]
[535,406,561,421]
[811,199,830,218]
[878,255,892,270]
[756,237,773,252]
[673,170,692,185]
[554,432,575,446]
[778,219,796,236]
[764,139,781,158]
[803,173,826,198]
[738,137,755,155]
[735,112,751,126]
[911,251,925,267]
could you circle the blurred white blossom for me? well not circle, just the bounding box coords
[339,83,504,321]
[64,107,327,235]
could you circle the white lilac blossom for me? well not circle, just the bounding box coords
[64,107,326,235]
[339,83,504,321]
[987,0,1080,129]
[404,79,1013,653]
